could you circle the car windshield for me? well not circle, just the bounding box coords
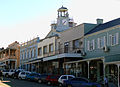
[21,72,25,74]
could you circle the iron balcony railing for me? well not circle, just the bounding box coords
[43,47,83,57]
[0,55,16,61]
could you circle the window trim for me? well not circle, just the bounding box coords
[87,39,95,51]
[109,33,119,46]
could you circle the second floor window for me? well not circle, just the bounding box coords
[24,52,26,59]
[27,51,29,58]
[73,39,80,49]
[32,49,34,57]
[38,47,42,56]
[31,50,32,58]
[43,46,47,54]
[87,40,95,51]
[34,48,36,57]
[64,42,70,53]
[49,44,54,52]
[98,36,106,48]
[110,33,119,46]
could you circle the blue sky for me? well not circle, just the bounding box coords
[0,0,61,26]
[0,0,120,47]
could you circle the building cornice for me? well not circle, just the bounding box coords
[85,25,120,38]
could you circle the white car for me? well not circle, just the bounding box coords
[18,71,31,80]
[58,75,75,87]
[2,69,15,77]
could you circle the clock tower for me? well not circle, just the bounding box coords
[47,6,76,37]
[55,6,76,32]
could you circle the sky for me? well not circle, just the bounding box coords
[0,0,120,48]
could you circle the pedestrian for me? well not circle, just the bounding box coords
[0,70,3,81]
[104,76,109,87]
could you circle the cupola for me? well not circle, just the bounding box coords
[57,6,69,17]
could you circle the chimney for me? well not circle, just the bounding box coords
[96,18,103,24]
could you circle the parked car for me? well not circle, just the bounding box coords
[63,77,101,87]
[18,71,31,80]
[12,69,24,79]
[26,72,40,81]
[46,75,60,86]
[2,69,15,77]
[34,74,48,83]
[58,75,75,87]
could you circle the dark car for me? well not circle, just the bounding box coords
[34,74,48,83]
[63,77,101,87]
[46,75,60,86]
[26,72,40,81]
[12,69,24,79]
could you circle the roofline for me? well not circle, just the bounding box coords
[84,25,120,38]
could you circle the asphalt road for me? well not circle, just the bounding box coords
[2,77,57,87]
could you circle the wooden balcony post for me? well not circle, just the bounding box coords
[87,61,90,79]
[117,64,120,87]
[9,49,10,57]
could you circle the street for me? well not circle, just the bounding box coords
[1,78,57,87]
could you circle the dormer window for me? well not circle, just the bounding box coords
[69,22,73,27]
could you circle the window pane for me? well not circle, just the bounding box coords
[73,39,80,49]
[43,46,47,54]
[38,47,42,56]
[49,44,54,52]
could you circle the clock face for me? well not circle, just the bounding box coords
[62,19,67,25]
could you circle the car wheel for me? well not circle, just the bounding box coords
[19,77,21,80]
[47,81,51,85]
[59,83,63,87]
[5,74,9,78]
[67,85,72,87]
[28,78,30,81]
[38,79,42,83]
[11,74,14,78]
[14,76,17,79]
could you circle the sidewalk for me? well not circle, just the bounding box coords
[108,82,117,87]
[0,81,10,87]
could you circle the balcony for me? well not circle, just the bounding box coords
[0,55,16,61]
[56,47,82,54]
[42,47,82,61]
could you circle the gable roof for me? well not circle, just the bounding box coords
[86,18,120,35]
[45,29,60,38]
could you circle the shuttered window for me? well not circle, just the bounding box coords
[110,33,119,46]
[87,40,95,51]
[97,36,106,49]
